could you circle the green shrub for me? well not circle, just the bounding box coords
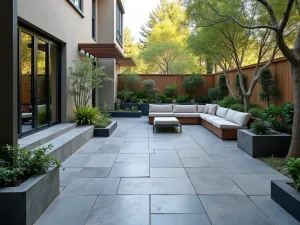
[230,104,244,112]
[142,79,158,99]
[208,87,221,102]
[149,99,158,103]
[176,94,189,103]
[250,120,272,135]
[282,102,294,122]
[115,98,121,111]
[165,85,177,98]
[118,89,133,103]
[74,106,100,125]
[164,97,173,103]
[119,74,141,91]
[0,168,23,187]
[196,96,211,104]
[218,74,227,99]
[130,96,138,103]
[259,68,276,106]
[183,75,204,97]
[37,106,47,125]
[158,94,167,102]
[139,99,149,103]
[94,122,108,128]
[219,96,238,108]
[248,108,263,118]
[285,158,300,191]
[134,90,147,99]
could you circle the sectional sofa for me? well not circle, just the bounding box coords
[148,104,251,140]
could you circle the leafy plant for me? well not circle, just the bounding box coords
[118,89,133,103]
[69,57,112,108]
[285,158,300,191]
[37,106,47,125]
[158,93,167,102]
[0,168,24,186]
[133,90,147,99]
[259,68,276,106]
[164,97,173,103]
[219,96,238,108]
[142,79,159,99]
[208,87,221,102]
[165,85,177,98]
[94,122,108,128]
[115,98,121,111]
[119,74,141,91]
[230,104,244,112]
[218,74,227,99]
[248,108,263,118]
[196,96,211,104]
[250,120,272,135]
[281,103,294,122]
[74,106,100,125]
[176,94,189,103]
[182,74,204,98]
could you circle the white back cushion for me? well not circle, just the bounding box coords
[149,104,173,112]
[208,105,218,115]
[232,111,251,126]
[203,104,211,114]
[216,107,229,119]
[173,105,197,113]
[198,105,206,113]
[225,109,236,122]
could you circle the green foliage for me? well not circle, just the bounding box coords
[259,68,276,106]
[196,96,211,104]
[250,120,272,135]
[208,87,221,102]
[230,104,244,112]
[118,89,133,103]
[119,74,141,91]
[142,79,158,99]
[0,145,60,187]
[248,108,263,118]
[176,94,190,103]
[115,99,121,111]
[74,106,100,125]
[165,85,177,98]
[37,107,47,125]
[281,103,294,122]
[218,74,227,99]
[149,99,158,103]
[69,57,112,108]
[219,96,238,108]
[182,75,204,97]
[133,90,147,99]
[285,158,300,191]
[158,94,167,102]
[164,97,173,103]
[94,122,108,128]
[235,74,247,99]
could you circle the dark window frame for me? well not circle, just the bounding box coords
[67,0,84,18]
[116,2,123,46]
[92,0,96,40]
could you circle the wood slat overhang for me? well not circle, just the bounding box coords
[78,43,124,58]
[116,58,136,67]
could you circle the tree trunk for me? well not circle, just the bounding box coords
[287,65,300,158]
[243,96,250,112]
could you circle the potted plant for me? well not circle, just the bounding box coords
[271,158,300,222]
[0,145,60,225]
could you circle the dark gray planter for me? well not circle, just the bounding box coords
[237,129,291,158]
[0,166,59,225]
[94,121,117,137]
[109,111,141,118]
[271,180,300,222]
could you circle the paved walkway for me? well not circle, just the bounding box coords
[35,117,299,225]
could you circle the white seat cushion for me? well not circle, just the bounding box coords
[205,115,225,123]
[197,105,206,113]
[175,113,200,118]
[149,104,173,112]
[149,112,175,117]
[173,105,197,113]
[203,114,219,122]
[216,107,229,119]
[199,113,209,120]
[154,117,179,125]
[212,120,247,129]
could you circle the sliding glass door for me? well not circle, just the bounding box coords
[18,28,60,137]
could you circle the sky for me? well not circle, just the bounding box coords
[124,0,161,42]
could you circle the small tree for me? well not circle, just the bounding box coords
[218,74,227,99]
[165,84,177,98]
[69,57,112,109]
[183,74,204,98]
[142,79,159,100]
[119,73,141,91]
[235,74,247,102]
[259,68,276,106]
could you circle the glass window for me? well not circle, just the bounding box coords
[92,0,96,39]
[116,2,123,46]
[72,0,82,10]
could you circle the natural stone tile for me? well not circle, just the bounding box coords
[85,195,149,225]
[189,173,244,195]
[124,137,148,142]
[76,141,102,154]
[151,214,211,225]
[60,168,82,186]
[85,154,117,167]
[150,168,187,177]
[185,168,222,173]
[150,151,183,168]
[149,142,174,150]
[98,144,122,153]
[181,157,218,168]
[119,149,155,154]
[35,195,97,225]
[151,195,205,213]
[173,142,202,150]
[109,163,149,177]
[116,154,149,163]
[76,167,111,178]
[200,195,273,225]
[121,142,149,150]
[61,178,120,195]
[117,178,196,194]
[62,155,92,168]
[177,150,209,158]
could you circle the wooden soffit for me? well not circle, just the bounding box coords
[78,43,124,59]
[116,58,136,67]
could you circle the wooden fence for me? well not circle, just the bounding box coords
[118,57,293,108]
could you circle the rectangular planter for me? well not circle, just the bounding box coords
[237,129,291,158]
[0,166,59,225]
[94,121,117,137]
[109,111,141,118]
[271,180,300,222]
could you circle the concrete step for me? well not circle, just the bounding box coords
[41,125,94,162]
[18,123,77,150]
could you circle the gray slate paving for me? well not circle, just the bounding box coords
[109,163,149,177]
[151,214,211,225]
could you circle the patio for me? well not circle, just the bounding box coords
[35,117,299,225]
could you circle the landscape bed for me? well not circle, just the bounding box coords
[94,121,117,137]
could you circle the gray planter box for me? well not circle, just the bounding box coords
[271,180,300,222]
[0,166,59,225]
[109,111,141,118]
[94,121,117,137]
[237,129,291,158]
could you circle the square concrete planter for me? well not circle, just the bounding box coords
[237,129,291,158]
[0,166,59,225]
[271,180,300,222]
[109,111,141,118]
[94,121,117,137]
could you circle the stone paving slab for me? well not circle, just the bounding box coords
[109,163,149,177]
[151,214,211,225]
[62,155,92,168]
[75,167,111,178]
[85,154,118,167]
[150,168,187,177]
[116,154,149,163]
[181,157,218,168]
